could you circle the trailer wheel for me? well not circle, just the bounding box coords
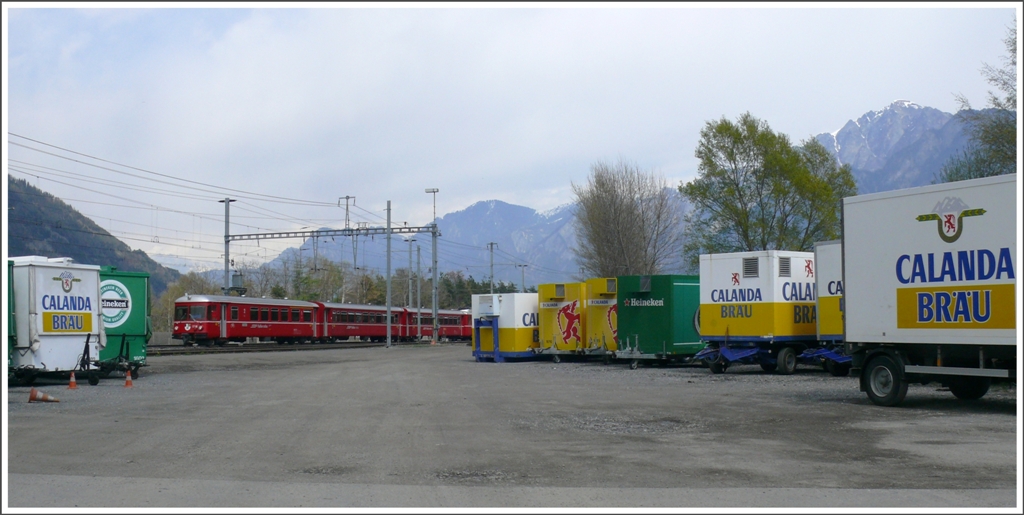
[707,358,728,374]
[948,377,991,400]
[131,368,140,380]
[88,373,100,386]
[552,355,561,364]
[865,355,908,406]
[760,362,777,373]
[776,347,797,375]
[629,360,639,370]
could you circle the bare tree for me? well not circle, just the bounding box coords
[572,159,683,277]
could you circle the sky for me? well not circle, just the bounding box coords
[3,3,1020,272]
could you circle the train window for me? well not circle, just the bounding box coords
[303,310,312,322]
[249,307,258,321]
[208,305,221,321]
[271,308,279,322]
[174,306,189,321]
[230,306,238,320]
[292,309,300,322]
[260,308,269,321]
[392,314,399,324]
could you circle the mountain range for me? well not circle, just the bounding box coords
[8,100,982,291]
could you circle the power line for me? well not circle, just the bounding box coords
[8,133,339,206]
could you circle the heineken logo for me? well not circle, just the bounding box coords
[100,279,133,328]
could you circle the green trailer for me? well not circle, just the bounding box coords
[98,267,152,379]
[614,275,705,369]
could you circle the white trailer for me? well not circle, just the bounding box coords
[471,293,540,362]
[842,174,1017,406]
[695,250,826,374]
[10,256,107,385]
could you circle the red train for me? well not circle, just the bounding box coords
[171,294,471,347]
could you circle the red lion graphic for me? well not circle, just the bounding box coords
[557,300,582,344]
[943,214,956,233]
[804,259,814,278]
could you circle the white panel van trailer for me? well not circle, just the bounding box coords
[842,174,1017,406]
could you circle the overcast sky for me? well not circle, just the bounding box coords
[3,4,1019,270]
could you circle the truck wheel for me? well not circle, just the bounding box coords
[948,377,991,400]
[760,362,777,373]
[88,373,100,386]
[865,355,908,406]
[776,347,797,375]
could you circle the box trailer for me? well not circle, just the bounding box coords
[694,250,842,374]
[614,275,704,368]
[97,267,152,379]
[471,293,539,362]
[842,174,1017,406]
[801,240,853,376]
[583,277,618,356]
[536,282,588,362]
[7,260,15,370]
[10,256,106,385]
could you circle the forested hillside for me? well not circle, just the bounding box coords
[7,176,181,296]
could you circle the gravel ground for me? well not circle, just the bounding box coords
[6,343,1019,508]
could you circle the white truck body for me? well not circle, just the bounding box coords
[10,256,106,372]
[842,174,1017,346]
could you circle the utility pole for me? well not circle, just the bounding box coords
[487,242,498,293]
[417,244,422,341]
[386,201,392,348]
[426,188,439,344]
[339,196,356,268]
[516,264,527,293]
[219,198,235,294]
[407,238,416,309]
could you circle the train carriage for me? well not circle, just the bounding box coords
[172,295,319,346]
[173,295,471,345]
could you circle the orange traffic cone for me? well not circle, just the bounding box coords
[124,371,134,388]
[28,388,60,403]
[68,372,78,390]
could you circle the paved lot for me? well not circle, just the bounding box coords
[5,343,1020,509]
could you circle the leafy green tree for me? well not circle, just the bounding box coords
[940,20,1016,182]
[679,113,856,270]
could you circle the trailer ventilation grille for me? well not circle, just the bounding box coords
[742,258,759,278]
[779,257,791,277]
[639,276,651,292]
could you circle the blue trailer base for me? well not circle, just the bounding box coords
[695,340,851,375]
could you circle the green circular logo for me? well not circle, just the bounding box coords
[100,280,132,328]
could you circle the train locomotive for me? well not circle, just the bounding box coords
[171,294,470,346]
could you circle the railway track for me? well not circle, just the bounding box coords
[148,340,389,356]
